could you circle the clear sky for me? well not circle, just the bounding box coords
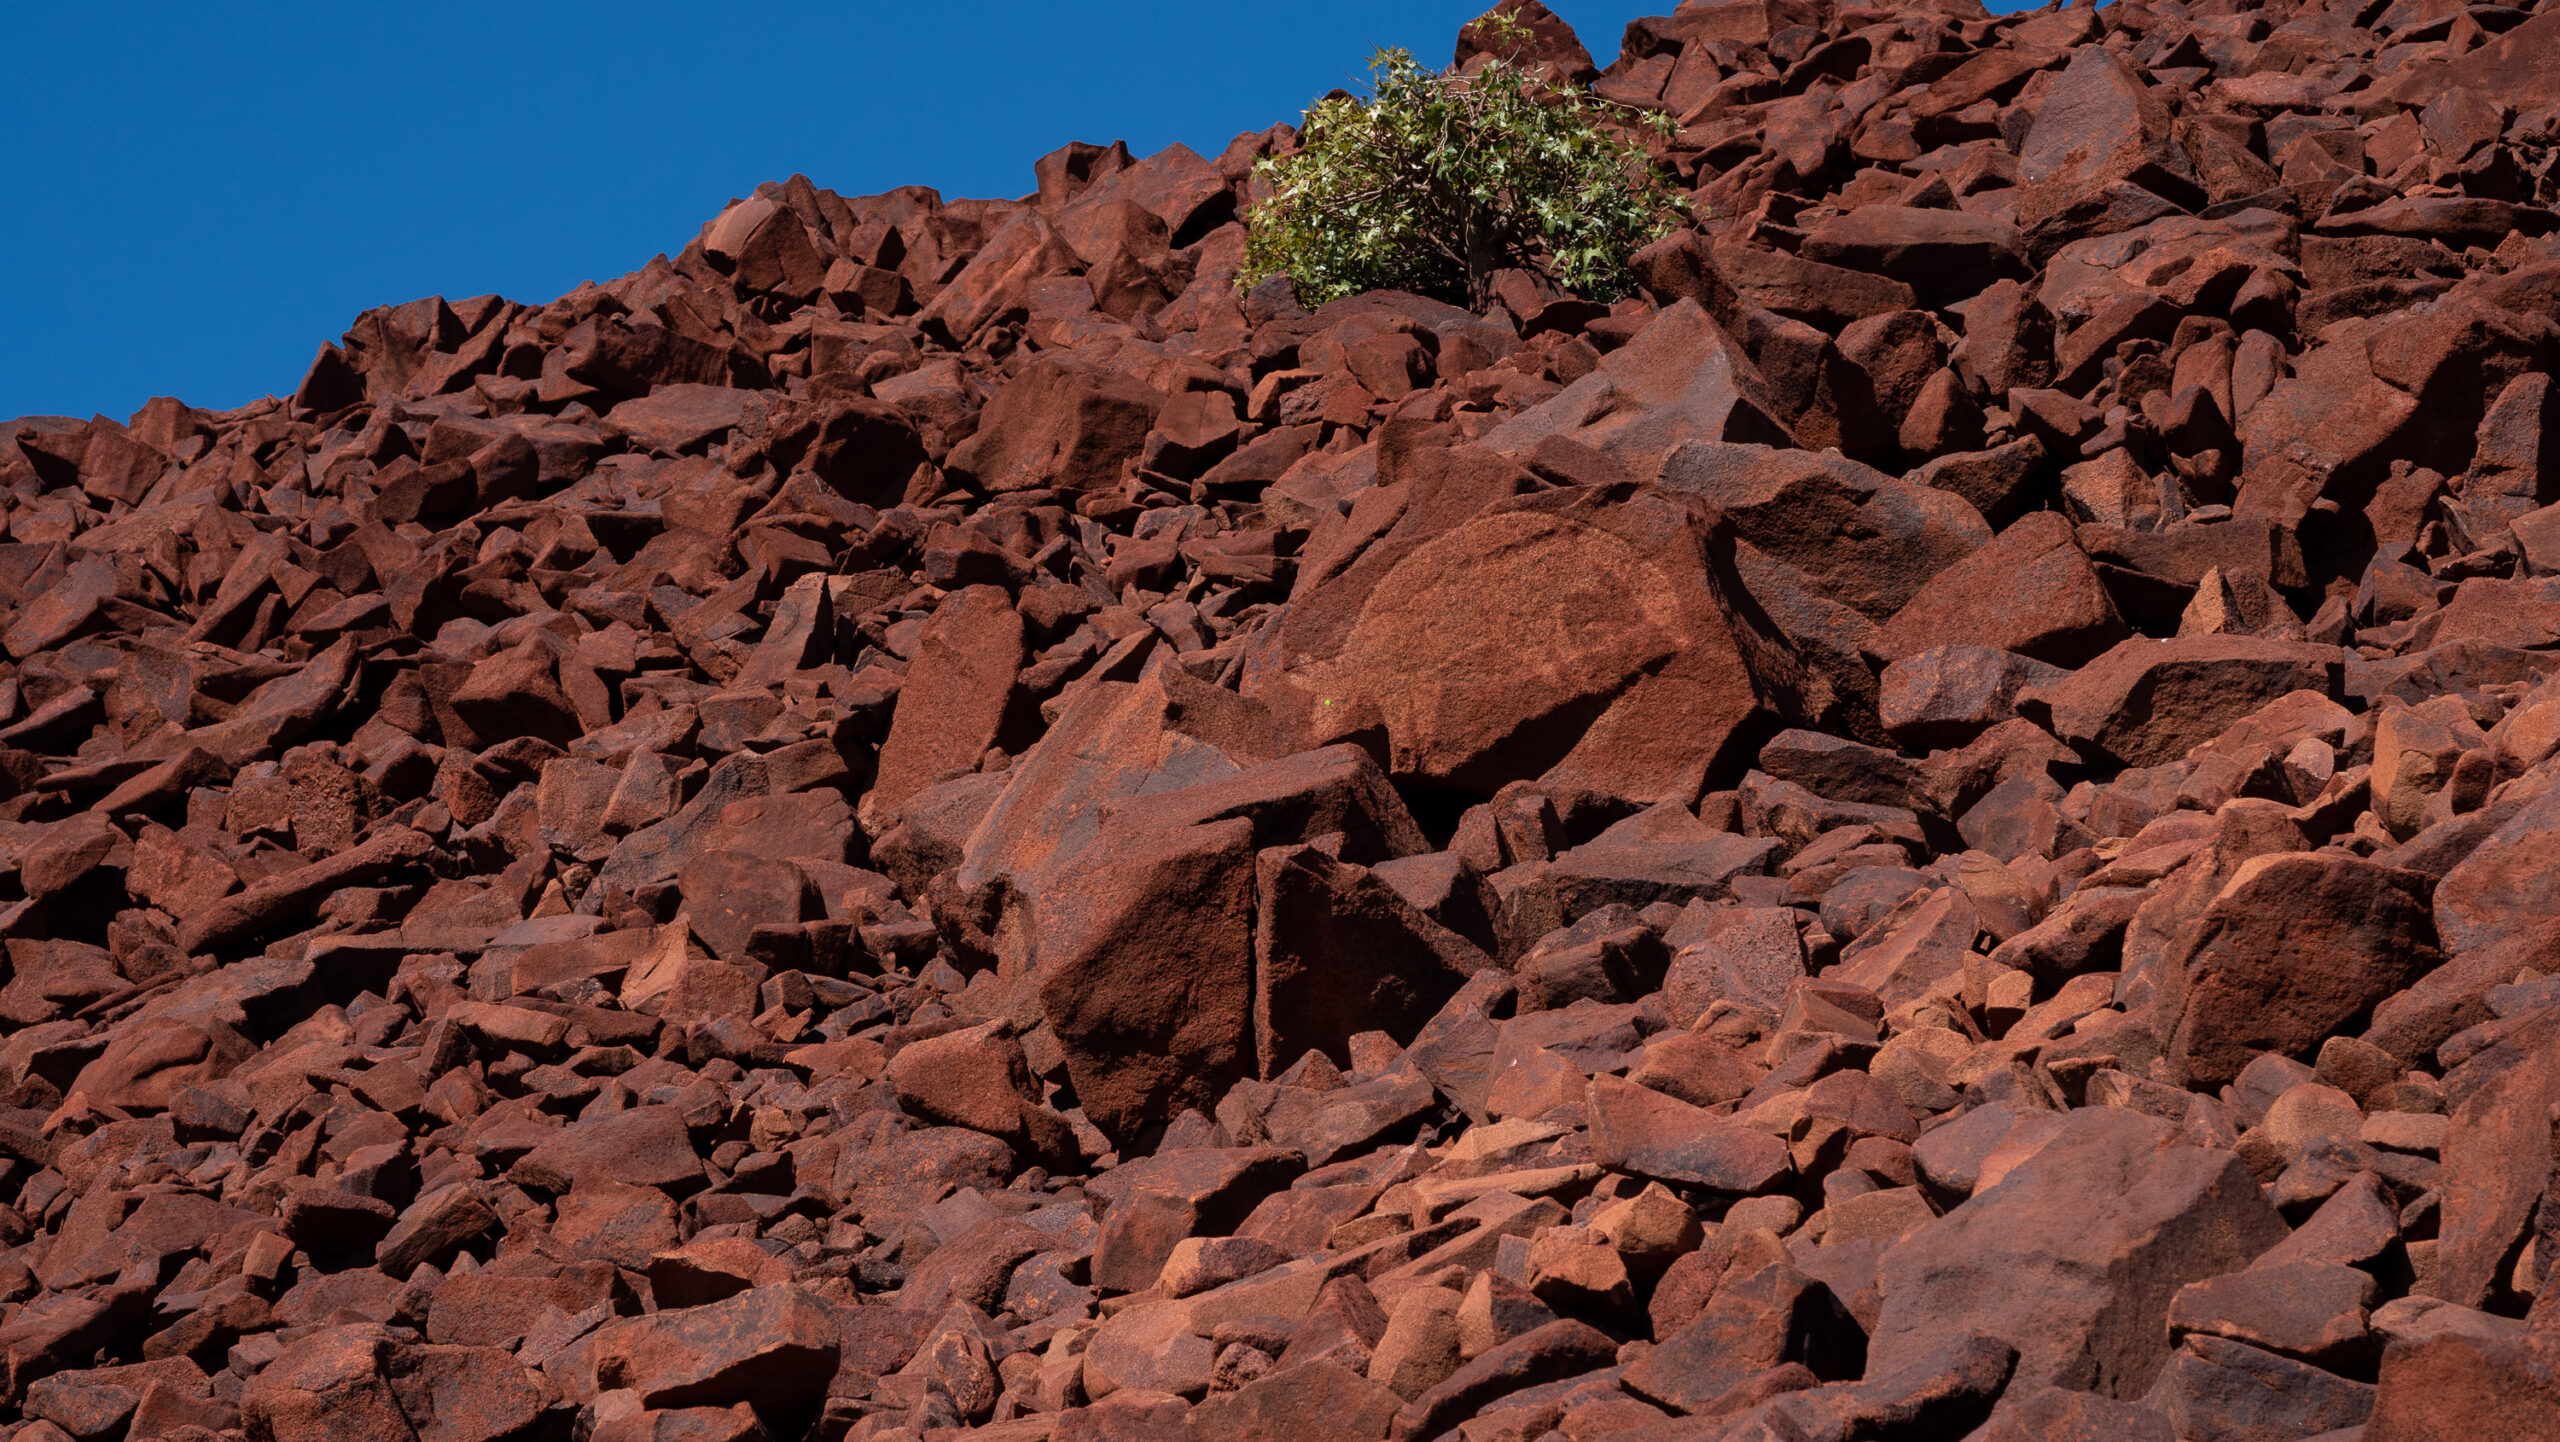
[0,2,2019,424]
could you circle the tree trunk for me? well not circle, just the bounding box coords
[1463,202,1505,310]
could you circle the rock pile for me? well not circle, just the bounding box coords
[7,0,2560,1436]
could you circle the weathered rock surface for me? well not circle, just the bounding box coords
[2,0,2552,1433]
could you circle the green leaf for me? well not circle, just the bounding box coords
[1238,39,1685,308]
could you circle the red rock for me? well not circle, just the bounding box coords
[279,1178,397,1258]
[1719,240,1917,333]
[2168,1261,2376,1373]
[1627,231,1741,329]
[2437,1008,2560,1311]
[22,12,2560,1440]
[376,1185,501,1280]
[591,1285,838,1412]
[587,1404,768,1442]
[388,1344,553,1442]
[238,1326,419,1442]
[1081,1304,1217,1401]
[1055,1388,1192,1441]
[2156,853,2441,1089]
[931,664,1267,938]
[1141,389,1243,480]
[448,640,585,748]
[1868,512,2127,668]
[1623,1261,1864,1411]
[639,1236,789,1312]
[704,194,822,290]
[3,559,119,660]
[2156,1334,2376,1442]
[1801,206,2028,308]
[886,1019,1067,1156]
[1727,1331,2016,1441]
[1585,1073,1788,1193]
[2014,47,2200,219]
[1658,441,1990,620]
[1247,482,1774,804]
[946,353,1163,496]
[510,1106,705,1196]
[176,825,435,956]
[2435,786,2560,956]
[2022,635,2345,768]
[1252,844,1486,1076]
[1094,743,1429,867]
[551,1183,681,1272]
[1542,824,1781,925]
[830,1119,1018,1224]
[1087,1145,1304,1294]
[677,849,813,960]
[1072,140,1233,245]
[796,396,929,508]
[1871,1108,2288,1399]
[1973,1386,2173,1442]
[2364,1330,2560,1441]
[1877,645,2068,751]
[68,1018,249,1114]
[2238,328,2424,539]
[912,209,1085,349]
[606,385,756,455]
[1278,1275,1391,1374]
[861,584,1028,830]
[897,1216,1054,1315]
[1187,1360,1402,1442]
[1389,1318,1618,1442]
[1035,816,1259,1145]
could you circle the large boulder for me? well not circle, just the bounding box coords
[1034,815,1261,1145]
[930,665,1272,972]
[2437,1007,2560,1310]
[239,1327,430,1442]
[945,352,1163,495]
[1243,478,1780,805]
[2014,46,2202,223]
[2155,854,2443,1089]
[1253,844,1488,1076]
[589,1285,839,1412]
[861,585,1029,831]
[2435,785,2560,956]
[2378,9,2560,122]
[1481,299,1794,475]
[2019,634,2345,768]
[2364,1330,2560,1441]
[1870,1108,2289,1400]
[1657,442,1991,621]
[1867,512,2128,669]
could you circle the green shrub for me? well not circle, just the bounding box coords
[1240,18,1688,310]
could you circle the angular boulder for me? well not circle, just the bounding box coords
[1868,512,2128,669]
[1035,816,1260,1145]
[1481,299,1794,474]
[590,1285,839,1412]
[1871,1108,2289,1399]
[2020,635,2344,768]
[2156,854,2442,1090]
[1245,481,1776,805]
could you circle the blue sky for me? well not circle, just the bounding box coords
[5,2,2040,423]
[2,2,1678,421]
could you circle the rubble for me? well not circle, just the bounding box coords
[6,0,2560,1435]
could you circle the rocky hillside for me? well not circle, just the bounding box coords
[4,0,2560,1437]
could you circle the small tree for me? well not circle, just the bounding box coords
[1240,17,1687,310]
